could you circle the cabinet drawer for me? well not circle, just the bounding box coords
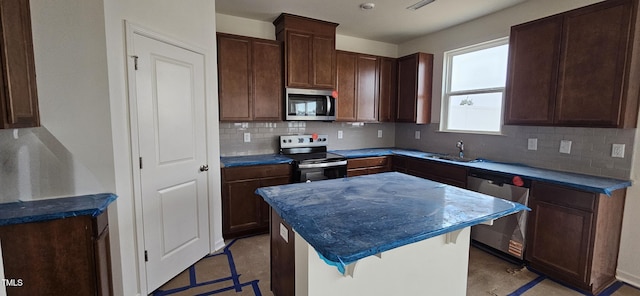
[347,156,389,169]
[408,159,468,186]
[223,164,292,181]
[530,181,596,212]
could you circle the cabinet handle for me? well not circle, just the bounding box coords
[199,165,209,172]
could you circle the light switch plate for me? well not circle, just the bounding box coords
[338,130,343,139]
[243,132,251,143]
[559,140,572,154]
[612,144,625,158]
[527,138,538,151]
[378,130,383,138]
[415,131,421,140]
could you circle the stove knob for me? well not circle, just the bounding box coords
[298,138,303,143]
[282,139,286,143]
[288,139,292,143]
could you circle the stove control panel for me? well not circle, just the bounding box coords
[280,134,329,148]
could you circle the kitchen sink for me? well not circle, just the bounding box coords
[426,154,478,163]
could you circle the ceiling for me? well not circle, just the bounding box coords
[215,0,527,44]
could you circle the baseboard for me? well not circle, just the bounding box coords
[617,269,640,289]
[213,238,226,253]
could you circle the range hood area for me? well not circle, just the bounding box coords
[0,127,104,203]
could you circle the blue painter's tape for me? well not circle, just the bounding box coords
[598,281,624,296]
[507,275,546,296]
[0,193,117,226]
[257,172,529,273]
[220,154,293,167]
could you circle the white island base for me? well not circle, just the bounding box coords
[293,227,471,296]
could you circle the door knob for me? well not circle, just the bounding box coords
[199,165,209,172]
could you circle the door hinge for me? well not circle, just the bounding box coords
[145,250,148,262]
[132,55,139,70]
[139,157,143,169]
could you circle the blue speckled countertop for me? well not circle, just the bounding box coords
[220,154,293,167]
[221,148,631,195]
[0,193,117,226]
[256,172,527,272]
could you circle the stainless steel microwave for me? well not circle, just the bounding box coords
[285,88,336,121]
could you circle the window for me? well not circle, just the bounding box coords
[441,38,509,134]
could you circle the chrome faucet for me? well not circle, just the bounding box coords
[456,141,464,158]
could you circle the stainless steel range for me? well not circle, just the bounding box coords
[279,134,347,182]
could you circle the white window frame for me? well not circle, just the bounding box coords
[440,37,509,135]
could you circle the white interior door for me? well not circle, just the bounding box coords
[131,32,210,292]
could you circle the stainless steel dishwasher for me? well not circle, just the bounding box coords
[466,169,530,260]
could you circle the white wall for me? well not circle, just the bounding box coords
[216,13,398,57]
[30,0,115,191]
[103,1,220,295]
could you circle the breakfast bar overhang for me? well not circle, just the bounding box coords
[256,172,528,296]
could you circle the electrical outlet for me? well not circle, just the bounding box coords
[243,132,251,143]
[527,138,538,151]
[559,140,572,154]
[338,130,343,139]
[612,144,625,158]
[378,130,383,138]
[415,131,420,140]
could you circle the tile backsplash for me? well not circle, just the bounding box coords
[395,123,634,180]
[219,121,396,156]
[219,120,634,180]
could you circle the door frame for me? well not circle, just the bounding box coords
[124,22,214,294]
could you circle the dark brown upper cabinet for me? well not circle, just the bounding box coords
[378,57,397,122]
[335,50,379,122]
[0,0,40,129]
[274,13,338,90]
[505,0,640,128]
[217,33,282,121]
[396,52,433,124]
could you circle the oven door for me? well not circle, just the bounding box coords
[294,161,347,182]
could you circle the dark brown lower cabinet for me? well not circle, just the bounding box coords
[270,208,295,296]
[346,156,392,177]
[0,210,112,296]
[392,155,468,188]
[526,181,626,295]
[222,164,292,239]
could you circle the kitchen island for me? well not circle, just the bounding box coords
[256,172,527,296]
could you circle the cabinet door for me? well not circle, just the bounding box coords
[0,216,97,295]
[356,55,379,121]
[555,0,633,127]
[286,31,313,88]
[217,35,252,121]
[252,40,282,120]
[378,57,397,122]
[223,179,263,238]
[94,226,113,296]
[259,176,291,227]
[312,35,336,89]
[504,16,562,125]
[396,53,432,124]
[526,200,593,284]
[336,51,357,121]
[0,0,39,128]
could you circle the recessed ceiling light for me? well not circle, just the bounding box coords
[406,0,435,10]
[360,3,375,10]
